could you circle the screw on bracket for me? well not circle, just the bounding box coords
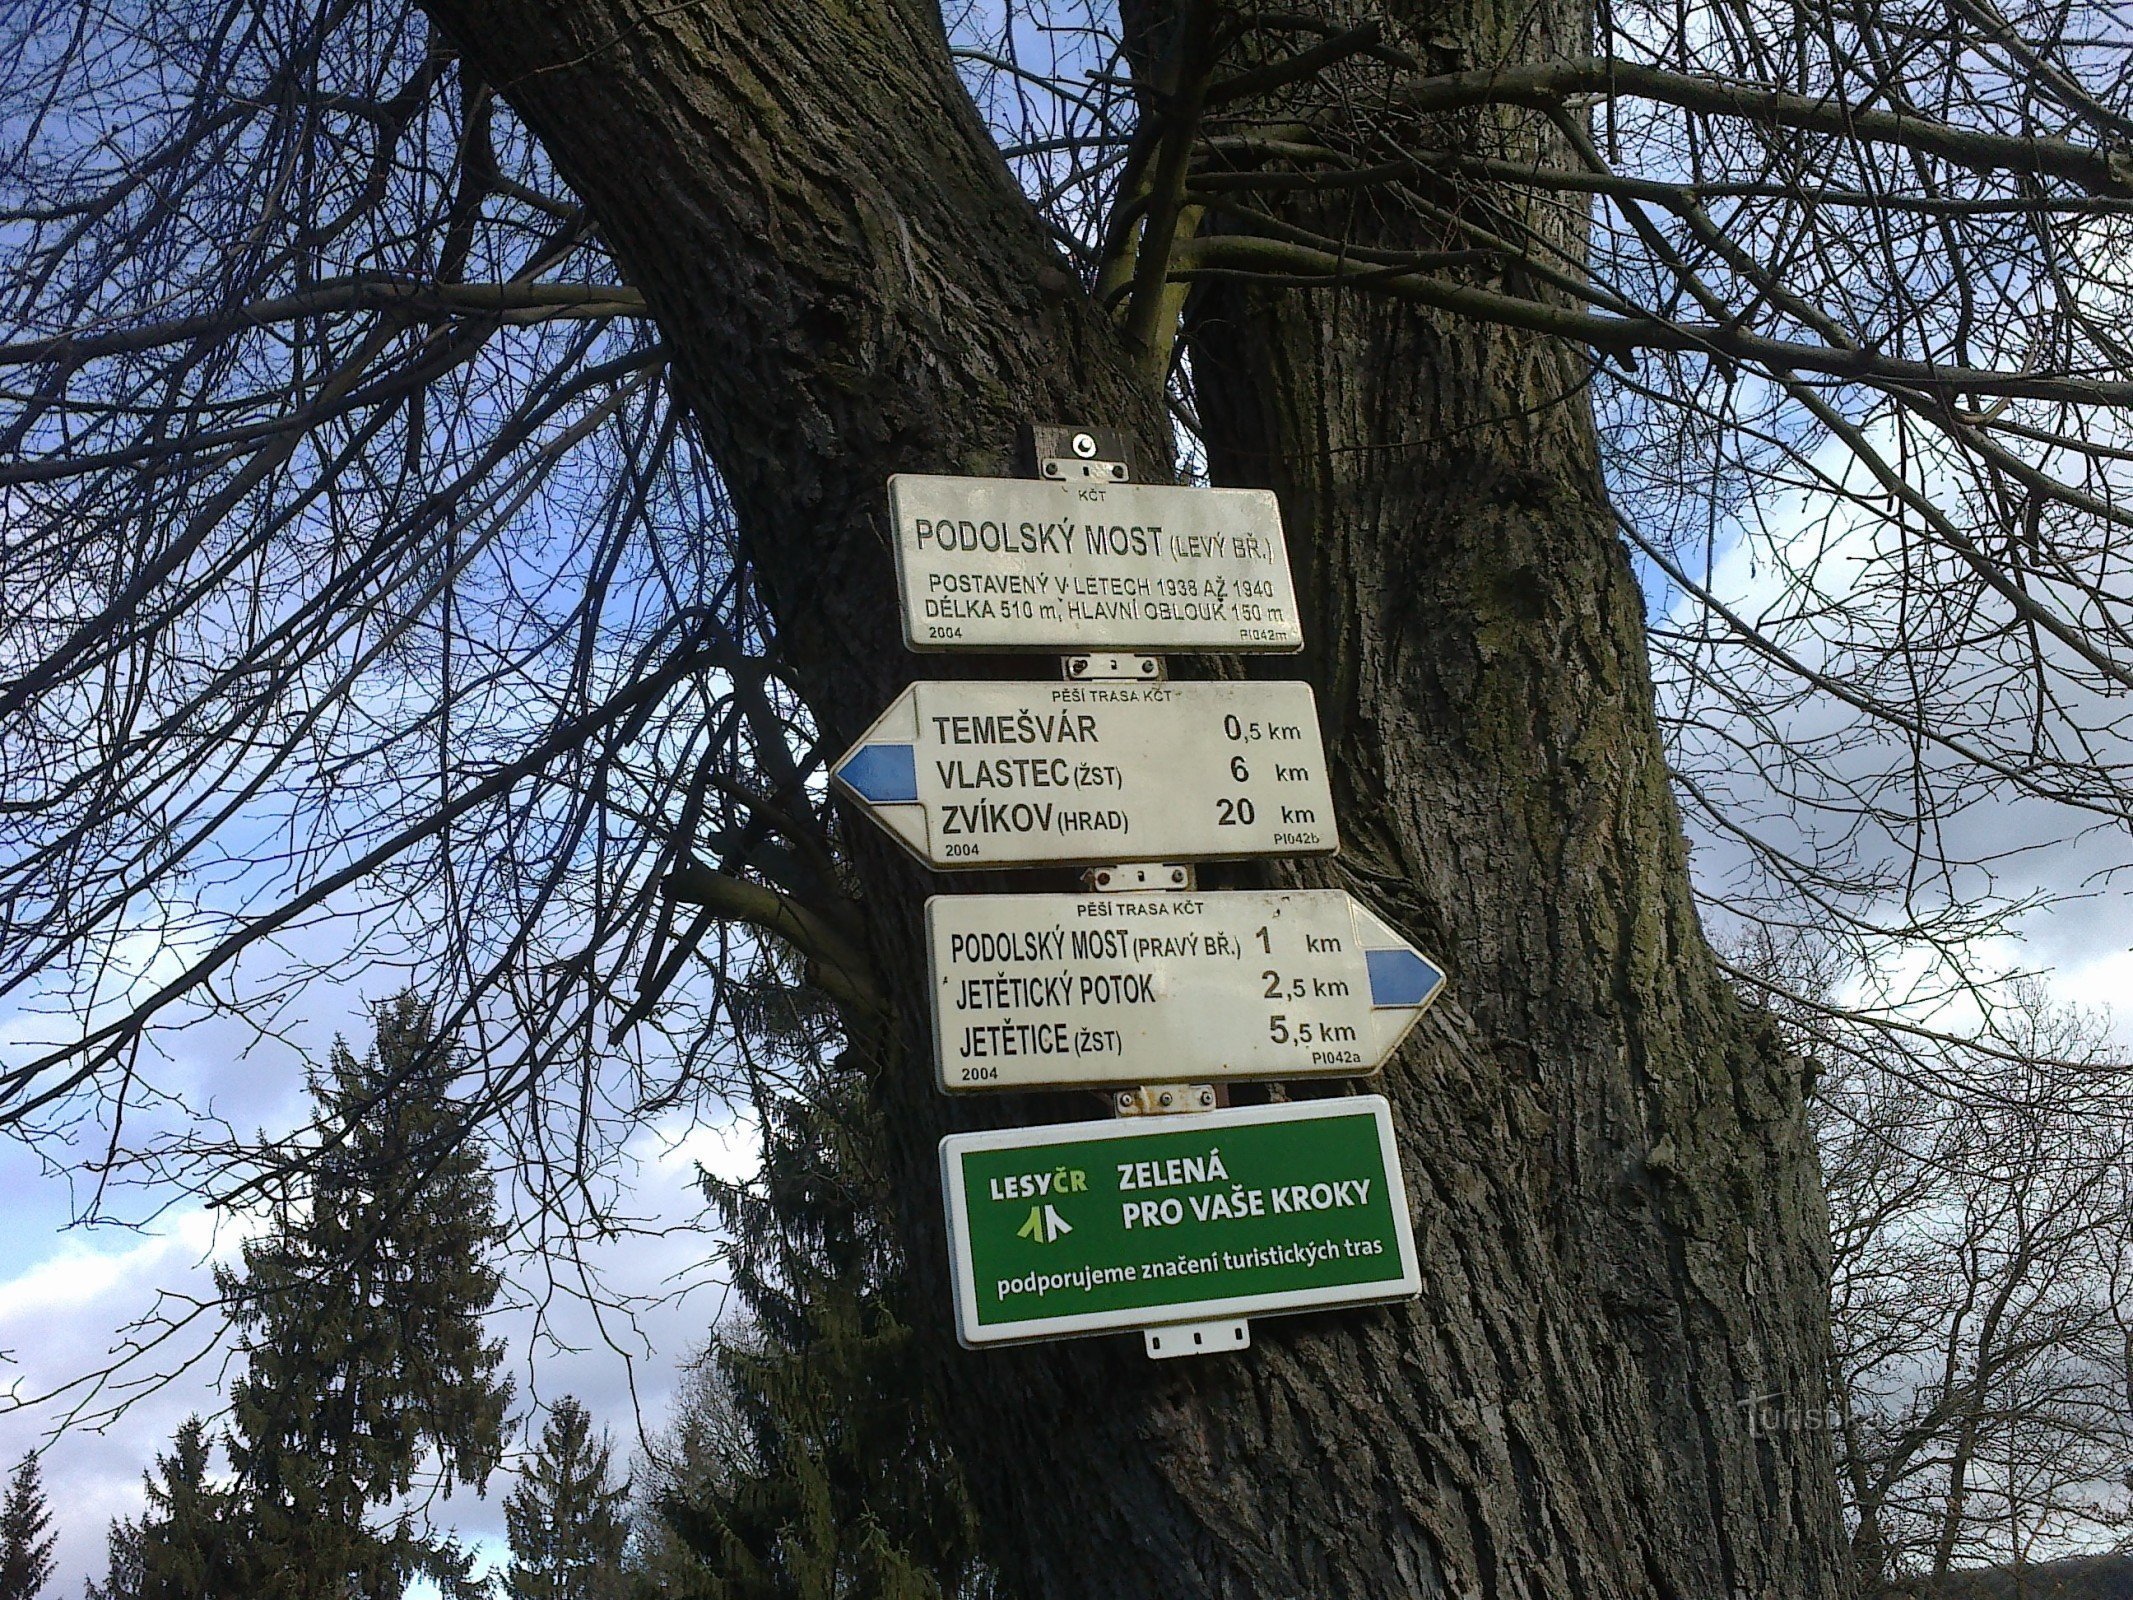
[1113,1084,1216,1115]
[1063,653,1163,681]
[1087,863,1194,892]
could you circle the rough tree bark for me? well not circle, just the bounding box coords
[420,1,1846,1594]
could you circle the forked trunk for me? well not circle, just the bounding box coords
[424,1,1845,1592]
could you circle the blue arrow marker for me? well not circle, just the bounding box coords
[836,742,919,805]
[1365,948,1445,1009]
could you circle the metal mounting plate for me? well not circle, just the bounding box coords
[1113,1083,1216,1116]
[1041,455,1128,482]
[1025,422,1134,479]
[1064,652,1164,682]
[1084,862,1194,892]
[1144,1319,1253,1360]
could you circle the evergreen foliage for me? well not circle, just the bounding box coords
[0,1454,56,1600]
[216,991,511,1598]
[503,1397,629,1600]
[84,1418,246,1600]
[623,1355,739,1594]
[649,1059,998,1600]
[89,996,510,1599]
[80,1515,142,1600]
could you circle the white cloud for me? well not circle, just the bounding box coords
[0,989,752,1593]
[0,1202,236,1588]
[2046,946,2133,1019]
[2,1209,224,1319]
[1648,416,2133,993]
[645,1109,758,1186]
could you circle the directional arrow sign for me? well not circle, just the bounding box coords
[890,474,1302,653]
[927,890,1446,1090]
[941,1096,1420,1347]
[832,680,1337,869]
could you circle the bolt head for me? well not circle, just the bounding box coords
[1071,432,1098,457]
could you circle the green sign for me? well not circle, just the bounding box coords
[939,1096,1418,1347]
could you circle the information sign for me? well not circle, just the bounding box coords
[890,474,1302,653]
[832,680,1337,869]
[940,1097,1420,1346]
[927,890,1444,1090]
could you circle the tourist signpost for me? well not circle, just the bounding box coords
[836,448,1442,1356]
[927,890,1445,1091]
[890,474,1303,653]
[830,679,1337,869]
[940,1097,1421,1348]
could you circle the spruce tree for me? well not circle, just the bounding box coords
[0,1454,56,1600]
[80,1515,141,1600]
[622,1355,736,1595]
[655,1063,995,1600]
[217,992,512,1599]
[503,1397,628,1600]
[85,1417,248,1600]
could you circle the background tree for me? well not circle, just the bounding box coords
[85,1418,246,1600]
[503,1397,629,1600]
[1928,1553,2133,1599]
[643,1071,992,1600]
[79,1515,142,1600]
[12,0,2133,1594]
[217,992,511,1599]
[0,1455,55,1600]
[623,1350,739,1596]
[1740,932,2133,1589]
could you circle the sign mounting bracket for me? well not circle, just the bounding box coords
[1145,1320,1252,1359]
[1083,862,1193,892]
[1026,422,1131,484]
[1054,429,1147,687]
[1112,1084,1216,1116]
[1037,425,1237,1359]
[1053,426,1192,960]
[1065,652,1164,682]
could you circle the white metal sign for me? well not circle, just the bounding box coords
[890,474,1303,653]
[832,680,1337,869]
[927,890,1445,1090]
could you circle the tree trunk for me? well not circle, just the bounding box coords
[420,1,1846,1594]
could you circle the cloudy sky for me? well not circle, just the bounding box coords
[7,426,2133,1591]
[0,980,755,1589]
